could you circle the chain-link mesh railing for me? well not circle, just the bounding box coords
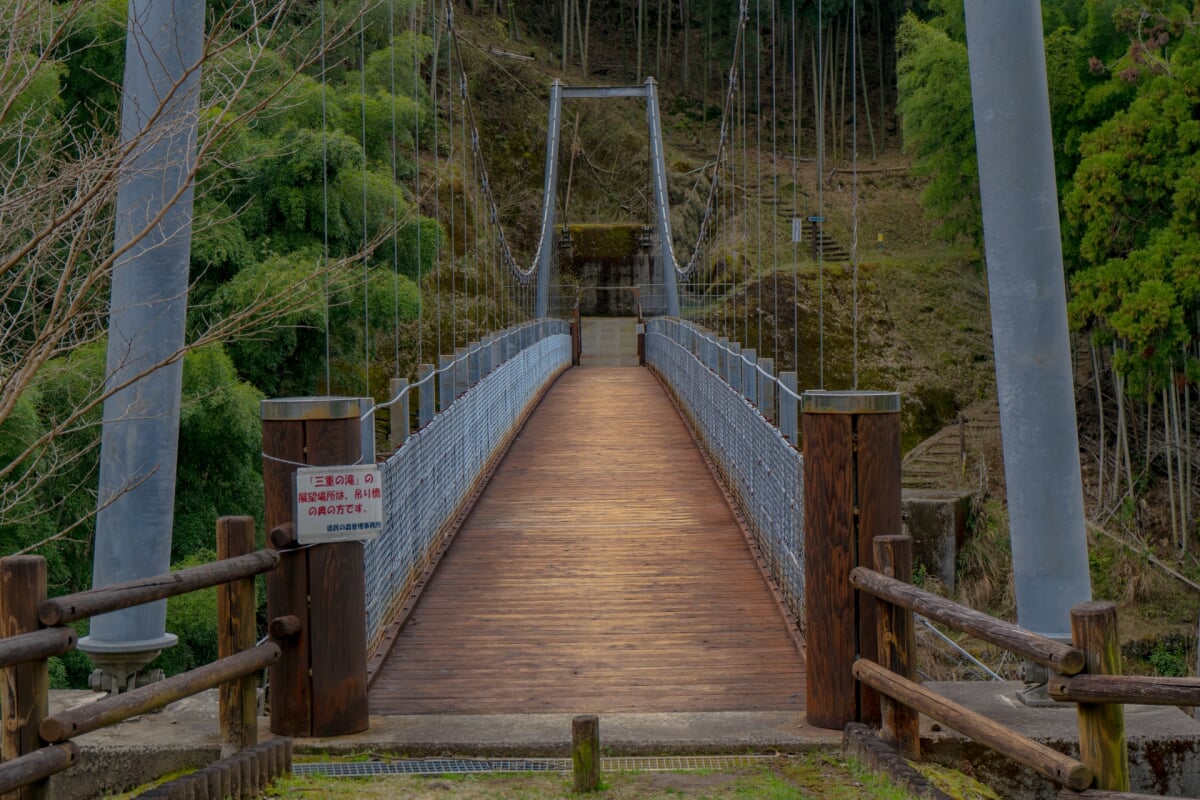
[364,321,571,649]
[644,318,805,628]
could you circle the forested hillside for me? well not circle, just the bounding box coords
[898,0,1199,556]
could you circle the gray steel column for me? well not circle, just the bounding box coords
[644,78,682,318]
[535,80,563,318]
[79,0,206,686]
[963,1,1091,641]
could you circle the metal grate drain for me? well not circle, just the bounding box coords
[294,754,780,778]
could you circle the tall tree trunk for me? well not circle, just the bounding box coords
[573,0,585,73]
[856,6,877,159]
[1171,375,1187,553]
[1114,343,1134,503]
[839,12,850,162]
[637,0,645,81]
[664,0,674,85]
[795,25,804,157]
[703,0,711,119]
[1165,387,1179,548]
[1091,335,1106,505]
[811,26,822,189]
[581,0,591,76]
[682,0,690,94]
[875,0,885,144]
[656,0,664,78]
[430,0,443,104]
[562,0,569,71]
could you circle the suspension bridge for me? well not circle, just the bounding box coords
[7,2,1200,799]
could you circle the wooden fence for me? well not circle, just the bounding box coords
[851,534,1200,799]
[0,516,287,799]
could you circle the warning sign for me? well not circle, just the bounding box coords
[294,465,384,544]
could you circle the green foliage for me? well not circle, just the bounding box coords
[148,550,220,677]
[895,14,981,245]
[174,345,265,560]
[1148,638,1189,677]
[57,0,126,133]
[1064,51,1200,396]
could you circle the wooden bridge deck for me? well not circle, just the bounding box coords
[368,367,806,714]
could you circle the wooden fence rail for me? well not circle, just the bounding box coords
[849,565,1086,676]
[852,533,1200,798]
[0,628,77,670]
[38,550,278,627]
[0,515,287,800]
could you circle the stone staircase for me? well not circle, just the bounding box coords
[902,400,1002,491]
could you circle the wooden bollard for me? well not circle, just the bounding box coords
[874,536,919,760]
[218,517,258,758]
[234,751,248,799]
[226,756,241,800]
[1,555,50,800]
[802,391,901,730]
[1072,601,1129,791]
[261,398,369,738]
[572,715,600,793]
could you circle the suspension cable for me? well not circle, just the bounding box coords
[360,5,372,398]
[851,0,861,390]
[412,0,423,366]
[817,0,825,389]
[791,0,799,373]
[444,12,538,287]
[321,1,331,393]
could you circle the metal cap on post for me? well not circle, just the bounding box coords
[262,396,370,737]
[802,390,901,730]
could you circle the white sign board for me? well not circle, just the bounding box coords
[791,218,802,243]
[295,465,383,544]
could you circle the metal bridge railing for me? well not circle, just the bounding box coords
[364,320,572,649]
[644,318,805,627]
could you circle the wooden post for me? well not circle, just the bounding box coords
[388,378,409,452]
[742,349,757,405]
[779,372,798,445]
[802,390,901,729]
[1072,601,1128,791]
[571,715,600,793]
[571,308,582,366]
[417,364,435,428]
[262,398,369,737]
[759,357,775,422]
[1,556,49,800]
[217,517,258,757]
[454,347,469,398]
[874,535,919,760]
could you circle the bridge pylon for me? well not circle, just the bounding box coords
[534,79,681,320]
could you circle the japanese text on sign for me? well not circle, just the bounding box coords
[294,465,384,544]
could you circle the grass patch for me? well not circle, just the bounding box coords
[252,753,944,799]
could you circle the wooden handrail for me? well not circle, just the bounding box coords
[0,627,76,669]
[0,743,78,795]
[40,643,280,743]
[850,566,1086,676]
[1049,674,1200,707]
[38,550,279,626]
[852,658,1094,791]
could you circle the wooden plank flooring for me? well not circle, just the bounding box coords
[368,367,806,714]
